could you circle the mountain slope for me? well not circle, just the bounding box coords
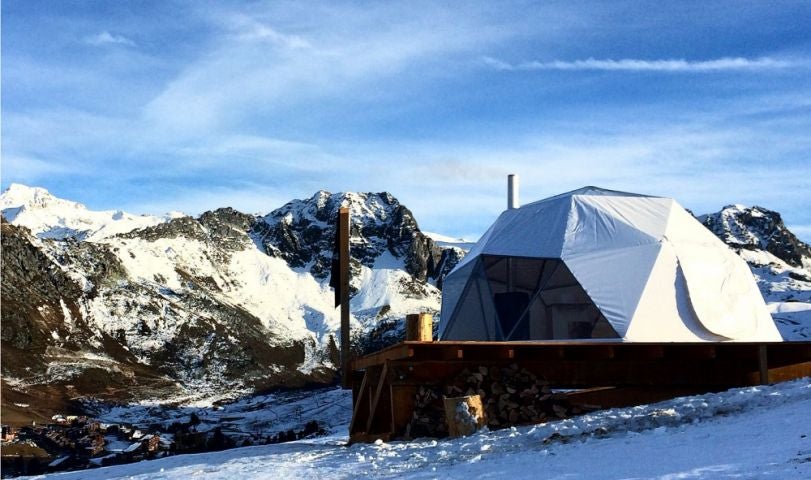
[1,186,463,414]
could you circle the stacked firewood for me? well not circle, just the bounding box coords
[406,363,595,438]
[405,385,448,438]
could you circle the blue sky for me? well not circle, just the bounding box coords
[2,0,810,240]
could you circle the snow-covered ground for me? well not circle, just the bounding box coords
[740,248,811,340]
[89,387,352,441]
[36,379,811,479]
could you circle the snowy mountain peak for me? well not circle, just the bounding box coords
[1,183,84,216]
[700,204,811,271]
[2,182,52,201]
[257,190,452,284]
[0,183,177,241]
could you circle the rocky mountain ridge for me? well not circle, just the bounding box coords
[1,185,465,421]
[699,204,811,272]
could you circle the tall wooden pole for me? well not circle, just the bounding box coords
[339,207,351,388]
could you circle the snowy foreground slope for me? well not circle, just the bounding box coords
[36,379,811,480]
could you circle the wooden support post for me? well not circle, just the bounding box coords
[406,313,433,341]
[339,207,351,389]
[390,384,416,437]
[759,344,769,385]
[349,370,370,435]
[366,363,390,433]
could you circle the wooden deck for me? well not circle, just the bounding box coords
[348,341,811,443]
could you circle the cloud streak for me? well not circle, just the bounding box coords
[84,31,135,47]
[483,56,800,72]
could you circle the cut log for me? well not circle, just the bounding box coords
[443,395,486,437]
[406,313,433,342]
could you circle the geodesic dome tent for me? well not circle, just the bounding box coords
[439,187,782,342]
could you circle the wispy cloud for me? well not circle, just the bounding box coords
[140,2,520,136]
[224,15,311,48]
[483,56,800,72]
[84,31,135,47]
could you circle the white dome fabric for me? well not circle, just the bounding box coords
[439,187,781,342]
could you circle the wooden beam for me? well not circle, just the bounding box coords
[564,386,718,409]
[366,363,390,433]
[349,370,370,435]
[339,207,351,389]
[353,341,811,382]
[352,344,412,370]
[758,344,769,385]
[390,384,416,437]
[764,361,811,383]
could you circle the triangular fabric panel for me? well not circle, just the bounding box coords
[563,243,662,338]
[478,196,572,259]
[562,196,669,257]
[437,260,478,339]
[441,259,501,340]
[561,196,670,257]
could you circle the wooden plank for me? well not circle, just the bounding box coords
[388,358,755,388]
[352,344,412,370]
[348,370,370,435]
[356,341,810,369]
[613,344,664,360]
[759,344,769,384]
[354,342,811,388]
[366,363,390,434]
[390,384,417,438]
[564,386,717,409]
[558,344,615,360]
[746,361,811,385]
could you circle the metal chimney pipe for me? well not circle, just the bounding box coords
[508,174,519,209]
